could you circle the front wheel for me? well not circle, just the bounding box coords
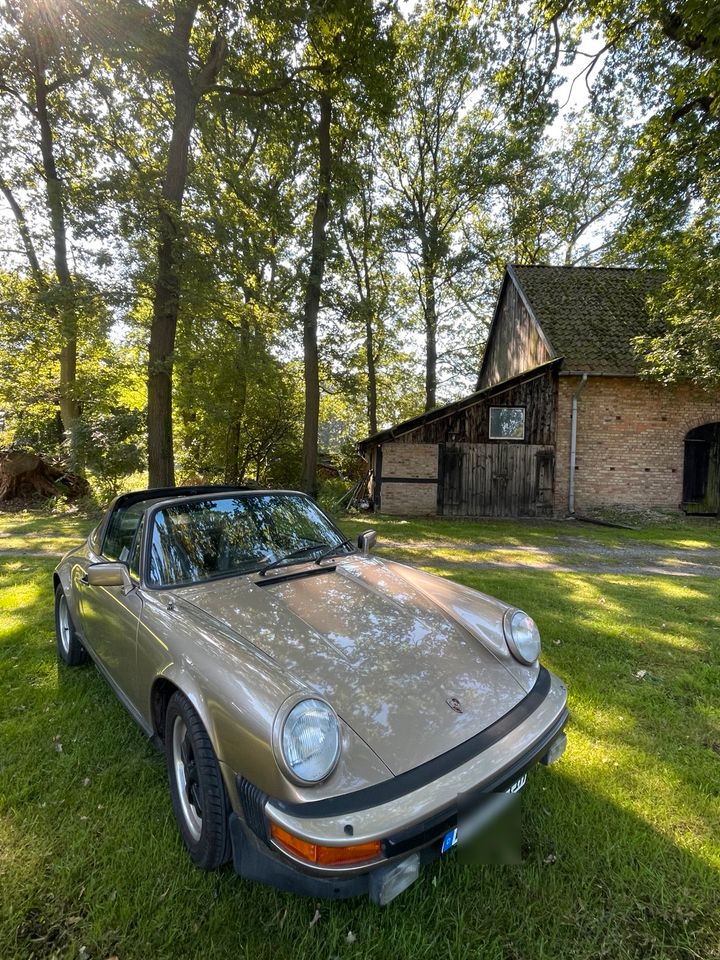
[165,691,231,870]
[55,584,89,666]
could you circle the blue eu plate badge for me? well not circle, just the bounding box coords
[441,827,458,854]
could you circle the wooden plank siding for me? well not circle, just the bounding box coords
[477,274,552,390]
[440,442,554,517]
[369,367,558,517]
[394,368,556,446]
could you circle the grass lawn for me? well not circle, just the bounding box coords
[1,512,719,960]
[339,512,720,551]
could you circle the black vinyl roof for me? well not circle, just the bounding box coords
[111,484,256,511]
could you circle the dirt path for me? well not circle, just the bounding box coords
[379,539,720,578]
[393,556,720,577]
[3,540,719,577]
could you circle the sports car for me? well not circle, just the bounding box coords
[54,485,568,904]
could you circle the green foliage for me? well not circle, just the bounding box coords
[549,0,720,383]
[76,407,146,497]
[2,0,712,492]
[636,216,720,389]
[0,271,144,468]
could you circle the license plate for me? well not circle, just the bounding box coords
[440,772,528,854]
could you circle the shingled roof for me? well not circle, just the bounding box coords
[509,264,665,374]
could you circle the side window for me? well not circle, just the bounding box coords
[127,516,145,581]
[103,504,144,561]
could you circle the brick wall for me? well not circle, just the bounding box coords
[380,483,438,515]
[379,443,438,515]
[554,376,720,514]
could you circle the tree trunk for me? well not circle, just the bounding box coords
[0,178,44,284]
[422,256,438,411]
[340,197,378,437]
[360,191,378,437]
[364,302,378,436]
[225,421,241,484]
[301,91,332,499]
[146,10,226,488]
[147,90,197,487]
[31,45,80,467]
[224,319,249,484]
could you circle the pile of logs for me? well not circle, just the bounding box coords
[0,450,89,502]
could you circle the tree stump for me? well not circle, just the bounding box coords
[0,451,90,502]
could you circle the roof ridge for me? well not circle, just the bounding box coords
[510,262,664,274]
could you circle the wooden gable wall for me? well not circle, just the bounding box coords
[477,275,553,390]
[395,366,557,447]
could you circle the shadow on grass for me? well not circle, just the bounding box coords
[424,567,720,802]
[4,735,719,960]
[1,557,719,960]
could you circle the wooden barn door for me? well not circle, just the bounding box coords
[439,443,554,517]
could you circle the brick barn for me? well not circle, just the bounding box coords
[358,265,720,518]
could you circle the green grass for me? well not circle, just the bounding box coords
[1,514,719,960]
[339,512,720,551]
[0,510,98,554]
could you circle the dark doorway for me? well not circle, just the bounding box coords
[682,423,720,515]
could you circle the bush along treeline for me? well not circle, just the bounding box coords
[0,0,717,499]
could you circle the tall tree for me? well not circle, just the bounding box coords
[336,144,398,437]
[301,89,332,497]
[383,0,562,410]
[101,1,229,487]
[0,0,91,467]
[295,0,394,498]
[148,5,226,486]
[464,112,631,273]
[547,0,720,386]
[383,1,478,411]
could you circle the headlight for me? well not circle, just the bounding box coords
[504,609,541,664]
[280,698,340,783]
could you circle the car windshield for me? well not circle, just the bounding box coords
[147,493,353,587]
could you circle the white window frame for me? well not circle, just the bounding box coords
[488,406,526,441]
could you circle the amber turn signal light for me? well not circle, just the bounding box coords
[270,823,382,866]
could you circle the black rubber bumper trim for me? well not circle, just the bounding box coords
[229,712,568,900]
[230,813,370,899]
[229,812,441,901]
[271,667,553,819]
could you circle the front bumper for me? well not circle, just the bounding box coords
[230,667,568,903]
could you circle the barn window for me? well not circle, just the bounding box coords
[489,406,525,440]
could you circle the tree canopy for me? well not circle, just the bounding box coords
[0,0,717,497]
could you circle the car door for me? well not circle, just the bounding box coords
[77,513,146,711]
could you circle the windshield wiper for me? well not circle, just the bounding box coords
[258,540,326,576]
[314,536,355,565]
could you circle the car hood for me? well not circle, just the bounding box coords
[174,556,533,775]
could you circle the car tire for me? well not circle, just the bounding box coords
[55,584,89,667]
[165,691,231,870]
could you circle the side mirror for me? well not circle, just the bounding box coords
[86,562,134,595]
[357,529,377,555]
